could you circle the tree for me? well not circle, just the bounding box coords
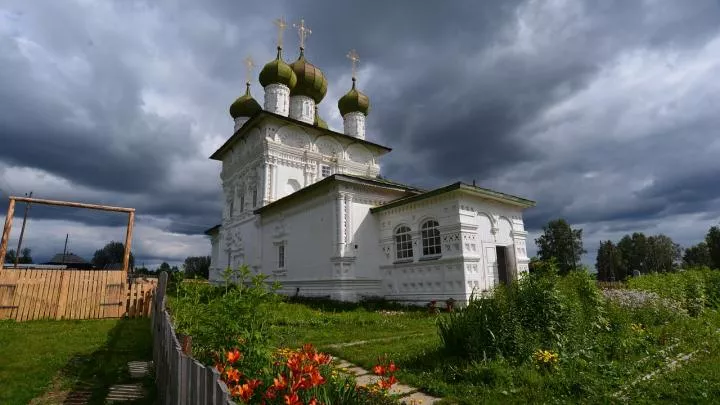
[535,218,586,275]
[645,234,681,273]
[19,248,32,264]
[683,242,712,268]
[158,262,171,273]
[617,233,649,277]
[4,249,16,264]
[596,241,622,281]
[706,226,720,270]
[92,241,134,270]
[3,248,32,264]
[183,256,211,279]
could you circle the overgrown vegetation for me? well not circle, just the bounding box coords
[168,263,720,404]
[169,265,417,404]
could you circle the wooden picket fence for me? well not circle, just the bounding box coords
[152,272,236,405]
[0,269,157,321]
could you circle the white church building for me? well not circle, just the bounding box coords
[205,21,535,304]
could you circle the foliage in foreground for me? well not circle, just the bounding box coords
[215,344,399,404]
[170,266,403,404]
[438,264,607,363]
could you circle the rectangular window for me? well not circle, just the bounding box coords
[252,187,258,208]
[278,245,285,269]
[240,194,245,212]
[321,165,331,178]
[229,200,234,217]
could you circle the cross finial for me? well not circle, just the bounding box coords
[244,56,255,85]
[347,49,360,80]
[273,17,287,48]
[293,18,312,50]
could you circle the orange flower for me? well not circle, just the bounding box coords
[379,375,398,390]
[227,348,242,364]
[236,383,255,402]
[284,392,302,405]
[225,367,241,383]
[388,361,397,373]
[309,369,325,387]
[308,398,320,405]
[373,365,386,376]
[247,379,262,390]
[273,374,288,390]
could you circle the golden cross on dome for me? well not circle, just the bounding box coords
[347,49,360,79]
[293,18,312,49]
[244,56,255,84]
[273,17,287,48]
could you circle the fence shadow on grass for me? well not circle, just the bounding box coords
[55,318,155,405]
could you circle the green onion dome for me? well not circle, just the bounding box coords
[229,83,262,118]
[259,47,297,89]
[338,78,370,116]
[289,48,328,103]
[314,110,328,129]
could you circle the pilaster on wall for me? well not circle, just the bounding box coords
[511,230,530,275]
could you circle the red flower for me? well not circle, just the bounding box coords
[235,383,255,402]
[247,379,262,390]
[388,361,397,373]
[309,369,325,387]
[308,398,320,405]
[373,365,386,376]
[227,348,242,364]
[272,374,288,390]
[225,367,241,383]
[284,393,302,405]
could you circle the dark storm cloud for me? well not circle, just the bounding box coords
[2,0,720,267]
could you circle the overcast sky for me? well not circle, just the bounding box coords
[1,0,719,269]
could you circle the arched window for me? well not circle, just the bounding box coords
[421,220,441,256]
[395,226,413,260]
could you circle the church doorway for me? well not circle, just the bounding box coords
[496,246,510,285]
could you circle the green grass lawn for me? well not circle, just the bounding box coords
[265,300,439,349]
[253,299,720,405]
[319,309,720,404]
[0,318,155,405]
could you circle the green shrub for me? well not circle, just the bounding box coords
[627,267,720,315]
[438,263,593,363]
[169,265,281,367]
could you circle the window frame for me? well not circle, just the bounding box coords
[420,219,442,258]
[321,165,331,178]
[278,244,285,269]
[252,186,258,208]
[394,225,413,262]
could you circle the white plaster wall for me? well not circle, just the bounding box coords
[259,196,334,284]
[376,195,467,304]
[457,196,530,297]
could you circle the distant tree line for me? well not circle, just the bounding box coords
[4,240,211,279]
[533,218,720,281]
[3,248,33,264]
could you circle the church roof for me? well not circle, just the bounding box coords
[254,173,423,215]
[370,182,536,213]
[209,110,392,161]
[204,224,221,235]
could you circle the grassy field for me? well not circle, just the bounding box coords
[169,269,720,404]
[265,299,439,348]
[0,318,154,405]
